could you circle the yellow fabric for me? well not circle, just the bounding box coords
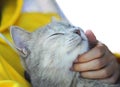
[0,80,22,87]
[0,0,23,32]
[0,55,30,87]
[0,0,60,87]
[114,53,120,63]
[114,53,120,58]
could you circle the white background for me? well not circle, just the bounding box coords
[56,0,120,53]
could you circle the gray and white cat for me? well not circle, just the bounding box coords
[10,19,120,87]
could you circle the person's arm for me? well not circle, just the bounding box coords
[71,30,120,84]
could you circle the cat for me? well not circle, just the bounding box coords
[10,19,120,87]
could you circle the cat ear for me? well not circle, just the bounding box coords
[10,26,31,57]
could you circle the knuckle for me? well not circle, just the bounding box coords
[96,45,105,57]
[102,69,110,78]
[95,59,104,69]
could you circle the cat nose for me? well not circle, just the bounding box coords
[73,29,81,36]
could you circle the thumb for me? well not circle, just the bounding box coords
[85,30,98,48]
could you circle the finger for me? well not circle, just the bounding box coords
[73,57,108,72]
[85,30,97,43]
[80,62,114,79]
[85,30,98,48]
[75,42,106,63]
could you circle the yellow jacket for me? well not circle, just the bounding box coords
[0,0,60,87]
[0,0,120,87]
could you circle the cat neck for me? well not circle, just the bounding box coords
[31,68,77,87]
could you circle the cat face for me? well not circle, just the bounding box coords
[10,20,89,72]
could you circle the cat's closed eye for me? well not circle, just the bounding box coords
[50,33,64,37]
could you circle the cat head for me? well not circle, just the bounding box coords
[10,20,89,72]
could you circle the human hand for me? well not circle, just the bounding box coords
[71,30,120,84]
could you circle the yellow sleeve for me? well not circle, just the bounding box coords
[0,0,30,86]
[114,53,120,63]
[0,54,30,87]
[0,0,60,87]
[0,80,23,87]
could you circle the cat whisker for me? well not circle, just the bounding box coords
[67,39,81,48]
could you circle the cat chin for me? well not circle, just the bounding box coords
[64,41,89,68]
[47,40,88,70]
[58,42,89,71]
